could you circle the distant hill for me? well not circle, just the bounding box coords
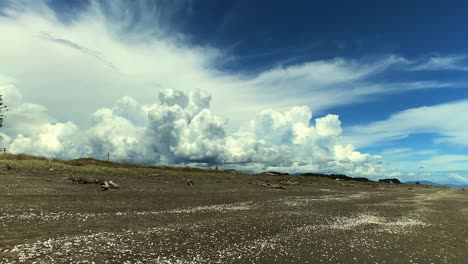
[405,180,442,186]
[405,180,468,188]
[299,173,371,182]
[378,178,401,184]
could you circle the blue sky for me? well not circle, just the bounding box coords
[1,0,468,185]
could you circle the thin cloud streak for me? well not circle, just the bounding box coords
[411,55,468,72]
[344,100,468,148]
[40,32,119,71]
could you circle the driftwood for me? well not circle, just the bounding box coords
[101,180,119,191]
[108,180,119,189]
[260,171,289,176]
[256,182,286,189]
[70,176,98,184]
[101,181,110,191]
[280,179,299,185]
[69,176,119,191]
[378,178,401,184]
[101,181,120,191]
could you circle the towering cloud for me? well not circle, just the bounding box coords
[1,84,382,176]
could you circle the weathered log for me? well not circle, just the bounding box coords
[108,180,119,189]
[101,181,109,191]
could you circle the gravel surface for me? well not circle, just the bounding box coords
[1,170,468,263]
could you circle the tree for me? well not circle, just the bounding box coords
[0,95,7,141]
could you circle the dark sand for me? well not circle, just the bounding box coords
[1,168,468,263]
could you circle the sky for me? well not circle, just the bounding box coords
[1,0,468,185]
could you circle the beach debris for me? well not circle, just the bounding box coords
[280,179,299,185]
[300,173,370,182]
[101,181,110,191]
[378,178,401,184]
[3,164,11,170]
[260,171,289,176]
[187,179,193,186]
[256,182,286,189]
[70,176,98,184]
[101,180,119,191]
[108,180,119,189]
[69,176,119,191]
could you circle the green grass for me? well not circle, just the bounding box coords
[0,153,340,185]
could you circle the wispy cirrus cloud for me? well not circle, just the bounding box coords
[344,100,468,148]
[40,32,119,70]
[410,55,468,71]
[448,172,468,184]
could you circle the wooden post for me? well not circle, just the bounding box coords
[2,148,5,154]
[107,153,110,162]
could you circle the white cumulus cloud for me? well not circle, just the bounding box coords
[1,84,383,176]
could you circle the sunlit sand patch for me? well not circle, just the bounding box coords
[0,225,205,263]
[116,201,254,217]
[0,202,255,225]
[152,255,208,264]
[3,220,284,263]
[280,192,370,207]
[114,201,255,216]
[3,227,181,263]
[168,201,255,214]
[371,201,408,207]
[327,213,429,233]
[319,188,336,192]
[213,235,282,262]
[209,223,307,262]
[414,190,449,202]
[322,192,369,201]
[0,211,103,223]
[280,198,308,207]
[461,208,468,216]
